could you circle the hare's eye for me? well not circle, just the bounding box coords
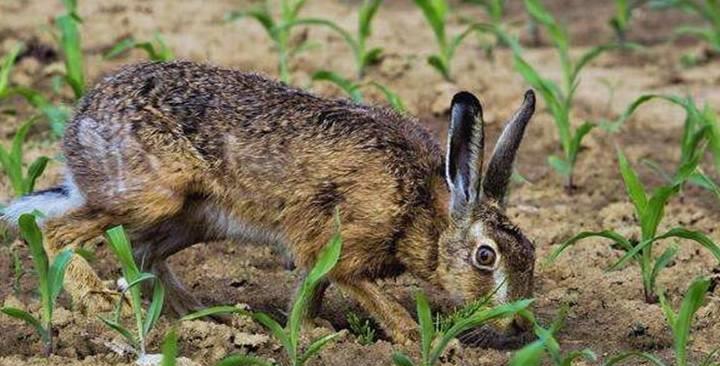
[474,245,497,269]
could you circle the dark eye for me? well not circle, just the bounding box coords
[474,245,497,268]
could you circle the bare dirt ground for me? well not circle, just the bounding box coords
[1,0,719,365]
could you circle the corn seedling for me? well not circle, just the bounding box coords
[0,214,73,356]
[56,0,85,99]
[510,307,596,366]
[105,32,174,62]
[194,215,343,366]
[0,44,23,99]
[311,70,406,112]
[512,0,630,189]
[226,0,310,84]
[463,0,507,58]
[610,0,646,44]
[11,246,26,295]
[392,291,533,366]
[280,0,383,79]
[603,94,720,197]
[413,0,500,81]
[604,277,713,366]
[0,117,50,197]
[161,327,178,366]
[99,226,165,359]
[650,0,720,54]
[346,312,376,345]
[1,44,70,137]
[548,150,720,303]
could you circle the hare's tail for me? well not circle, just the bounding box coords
[1,174,85,228]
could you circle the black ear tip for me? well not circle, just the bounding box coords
[523,89,536,105]
[451,91,481,111]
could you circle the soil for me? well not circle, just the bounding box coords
[1,0,719,365]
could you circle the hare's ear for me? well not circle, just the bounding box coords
[482,90,535,207]
[446,91,484,216]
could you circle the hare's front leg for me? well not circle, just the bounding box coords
[338,280,418,344]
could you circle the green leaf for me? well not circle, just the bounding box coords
[427,54,450,80]
[524,0,568,51]
[650,245,678,291]
[48,248,73,306]
[19,214,50,321]
[0,43,22,97]
[103,38,137,59]
[414,0,447,50]
[604,94,686,133]
[25,156,50,195]
[180,305,249,321]
[568,122,595,165]
[641,185,679,240]
[392,352,416,366]
[358,0,382,41]
[658,289,677,332]
[252,312,291,357]
[547,155,571,177]
[547,230,633,265]
[98,316,139,349]
[370,82,406,112]
[1,307,48,342]
[311,70,363,102]
[305,218,343,288]
[430,299,534,364]
[215,355,274,366]
[161,327,178,366]
[416,291,434,363]
[617,149,648,220]
[56,14,84,99]
[142,280,165,337]
[654,228,720,264]
[299,332,340,365]
[226,6,277,41]
[674,277,711,366]
[509,339,545,366]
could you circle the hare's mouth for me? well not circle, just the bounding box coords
[458,324,535,349]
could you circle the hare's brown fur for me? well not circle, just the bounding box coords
[3,61,536,344]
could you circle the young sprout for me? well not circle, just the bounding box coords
[548,150,720,303]
[463,0,508,58]
[311,70,406,112]
[226,0,310,84]
[413,0,499,81]
[604,277,713,366]
[105,32,175,62]
[510,307,596,366]
[56,0,85,99]
[161,327,178,366]
[610,0,645,44]
[604,94,720,197]
[193,214,344,366]
[346,312,376,345]
[0,117,50,197]
[0,214,73,356]
[280,0,383,79]
[392,291,532,366]
[651,0,720,60]
[512,0,630,189]
[0,44,23,99]
[99,226,165,360]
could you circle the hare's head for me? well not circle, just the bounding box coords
[435,90,536,341]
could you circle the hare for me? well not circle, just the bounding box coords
[1,61,535,345]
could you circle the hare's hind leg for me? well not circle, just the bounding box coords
[43,207,119,314]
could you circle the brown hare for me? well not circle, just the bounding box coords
[1,61,536,345]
